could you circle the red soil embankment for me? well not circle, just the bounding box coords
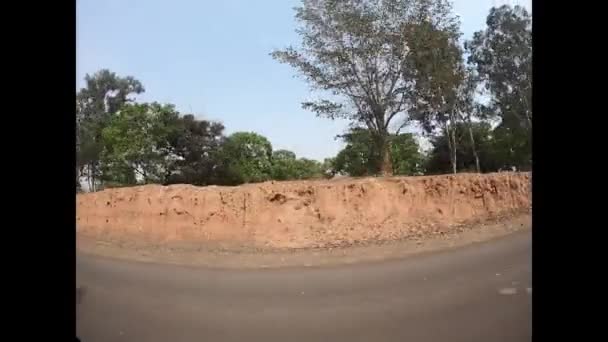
[76,172,531,249]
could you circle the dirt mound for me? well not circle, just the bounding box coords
[76,172,531,249]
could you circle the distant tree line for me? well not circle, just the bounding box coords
[77,2,531,192]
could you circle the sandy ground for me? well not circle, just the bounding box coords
[77,211,530,269]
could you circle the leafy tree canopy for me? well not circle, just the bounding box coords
[334,127,423,176]
[218,132,274,185]
[100,103,179,185]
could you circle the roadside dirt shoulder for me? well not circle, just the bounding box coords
[77,211,530,269]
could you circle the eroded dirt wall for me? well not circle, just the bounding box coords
[76,172,531,249]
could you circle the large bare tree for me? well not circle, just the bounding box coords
[272,0,430,175]
[272,0,462,175]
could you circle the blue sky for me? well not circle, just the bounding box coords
[77,0,531,161]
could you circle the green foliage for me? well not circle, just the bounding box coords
[270,150,298,180]
[390,133,425,175]
[334,127,423,176]
[166,114,226,186]
[490,124,531,170]
[404,1,463,132]
[402,2,465,174]
[217,132,274,185]
[293,158,324,180]
[100,103,180,185]
[466,5,532,170]
[425,122,501,174]
[76,69,145,190]
[321,158,337,178]
[334,128,380,177]
[270,150,325,181]
[273,150,297,161]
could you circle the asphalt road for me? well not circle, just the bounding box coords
[77,230,531,342]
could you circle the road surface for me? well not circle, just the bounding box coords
[77,230,531,342]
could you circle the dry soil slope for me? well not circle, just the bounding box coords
[76,172,531,249]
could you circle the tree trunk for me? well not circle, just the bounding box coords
[465,118,481,173]
[89,164,94,192]
[520,94,532,129]
[379,135,393,176]
[451,134,457,174]
[444,124,458,174]
[92,163,98,192]
[76,166,82,192]
[380,146,393,176]
[87,164,94,192]
[76,166,80,188]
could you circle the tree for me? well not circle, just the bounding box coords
[294,158,324,179]
[425,121,501,174]
[456,67,484,173]
[334,127,422,176]
[217,132,273,185]
[403,0,464,174]
[321,157,338,178]
[270,150,325,181]
[100,103,180,186]
[465,5,532,169]
[389,132,424,175]
[334,128,381,176]
[272,0,431,176]
[273,150,297,161]
[490,121,531,171]
[166,114,226,186]
[76,69,144,191]
[271,150,299,180]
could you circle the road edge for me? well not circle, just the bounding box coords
[77,212,531,269]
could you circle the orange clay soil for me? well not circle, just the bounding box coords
[76,172,531,250]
